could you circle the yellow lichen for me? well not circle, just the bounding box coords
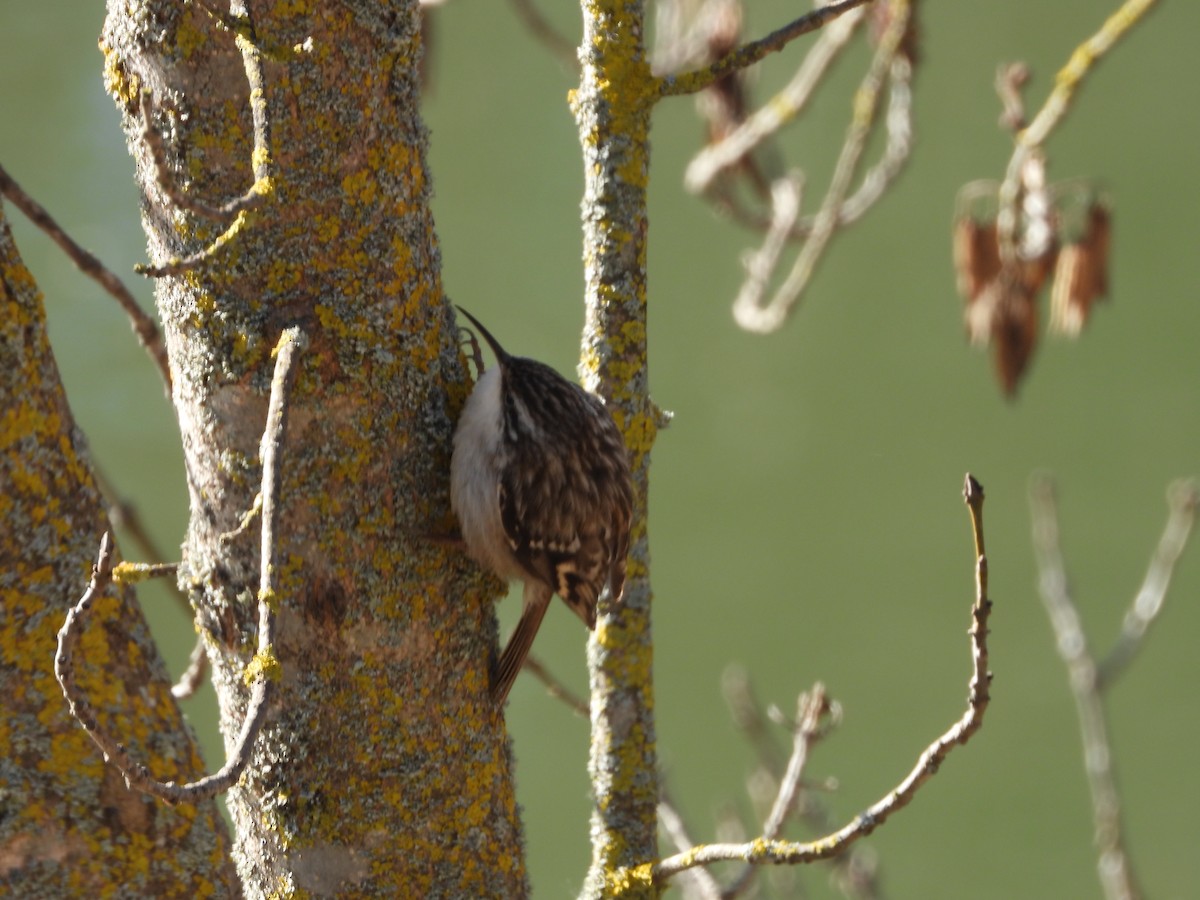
[173,9,208,59]
[606,862,656,895]
[98,39,139,107]
[243,648,283,684]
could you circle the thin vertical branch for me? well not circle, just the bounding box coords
[1029,475,1141,900]
[1098,480,1198,687]
[722,685,833,899]
[54,327,307,803]
[576,1,664,894]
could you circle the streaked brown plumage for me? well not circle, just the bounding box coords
[450,307,633,704]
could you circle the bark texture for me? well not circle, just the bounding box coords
[575,0,662,896]
[97,0,524,895]
[0,208,239,897]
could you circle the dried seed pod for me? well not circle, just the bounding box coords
[953,217,1002,303]
[1050,203,1111,336]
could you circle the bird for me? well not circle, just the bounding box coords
[450,306,633,704]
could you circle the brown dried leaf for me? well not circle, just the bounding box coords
[964,278,999,345]
[993,279,1038,397]
[955,212,1053,395]
[953,218,1002,303]
[1049,203,1110,336]
[1020,238,1058,298]
[1084,202,1111,297]
[1050,244,1088,335]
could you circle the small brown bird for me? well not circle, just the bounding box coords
[450,307,633,704]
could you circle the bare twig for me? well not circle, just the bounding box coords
[137,1,276,278]
[111,546,208,701]
[829,51,913,230]
[139,92,251,221]
[111,561,179,583]
[523,654,590,717]
[190,0,311,59]
[996,0,1160,263]
[722,664,883,899]
[0,163,170,387]
[1022,0,1159,150]
[684,6,866,194]
[173,638,211,701]
[658,787,723,900]
[1029,474,1141,900]
[55,533,199,800]
[722,685,834,899]
[190,0,247,35]
[506,0,577,68]
[700,44,911,242]
[109,560,206,700]
[761,689,833,847]
[219,492,263,545]
[721,664,786,773]
[55,327,308,803]
[92,464,209,699]
[995,62,1030,132]
[1030,475,1198,900]
[1098,480,1199,687]
[731,175,802,317]
[648,473,992,885]
[733,1,911,333]
[93,468,208,700]
[136,199,262,280]
[94,464,187,613]
[657,0,875,97]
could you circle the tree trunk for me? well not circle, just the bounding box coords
[0,207,240,896]
[94,0,525,894]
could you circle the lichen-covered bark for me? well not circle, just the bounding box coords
[574,1,662,897]
[0,209,239,897]
[99,0,524,895]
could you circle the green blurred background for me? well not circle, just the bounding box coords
[3,2,1197,897]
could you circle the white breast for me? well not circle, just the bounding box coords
[450,366,524,581]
